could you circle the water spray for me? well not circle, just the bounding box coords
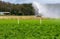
[32,1,43,24]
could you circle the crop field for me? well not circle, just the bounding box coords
[0,19,60,39]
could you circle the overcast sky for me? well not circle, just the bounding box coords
[2,0,60,4]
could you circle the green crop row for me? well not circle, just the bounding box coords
[0,19,60,39]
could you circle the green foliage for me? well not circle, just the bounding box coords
[0,19,60,39]
[0,1,34,15]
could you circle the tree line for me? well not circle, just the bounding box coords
[0,1,34,15]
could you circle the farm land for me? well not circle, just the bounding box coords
[0,16,60,39]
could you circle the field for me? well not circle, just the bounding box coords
[0,16,40,20]
[0,18,60,39]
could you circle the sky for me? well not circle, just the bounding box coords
[1,0,60,4]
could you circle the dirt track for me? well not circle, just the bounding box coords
[0,16,40,20]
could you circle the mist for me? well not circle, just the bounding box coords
[32,1,60,18]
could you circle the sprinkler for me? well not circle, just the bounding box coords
[32,1,43,24]
[17,16,19,25]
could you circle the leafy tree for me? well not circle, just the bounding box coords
[0,1,34,15]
